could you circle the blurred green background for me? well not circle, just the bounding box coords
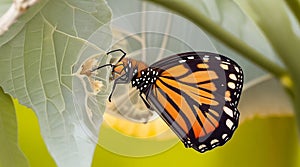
[16,99,300,167]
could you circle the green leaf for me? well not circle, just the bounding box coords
[0,87,29,167]
[0,0,11,16]
[236,0,300,64]
[0,0,112,166]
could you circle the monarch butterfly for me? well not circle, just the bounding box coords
[92,49,243,153]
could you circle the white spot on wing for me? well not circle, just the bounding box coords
[234,66,240,72]
[226,119,234,129]
[229,74,237,81]
[211,139,219,145]
[220,64,228,70]
[179,60,186,63]
[222,134,228,139]
[203,57,209,62]
[188,56,194,59]
[228,82,236,89]
[223,106,234,117]
[222,61,231,65]
[198,144,206,150]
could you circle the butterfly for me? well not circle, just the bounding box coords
[92,49,243,153]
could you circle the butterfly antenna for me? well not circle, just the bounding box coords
[91,49,126,72]
[106,49,127,63]
[91,64,113,72]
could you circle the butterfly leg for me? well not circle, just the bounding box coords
[139,93,152,109]
[108,81,117,102]
[108,71,130,102]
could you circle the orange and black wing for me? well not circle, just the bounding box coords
[146,52,243,153]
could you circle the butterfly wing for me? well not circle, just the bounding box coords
[146,52,243,153]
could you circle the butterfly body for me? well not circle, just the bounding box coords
[99,50,243,153]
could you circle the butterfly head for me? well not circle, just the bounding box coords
[91,58,130,81]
